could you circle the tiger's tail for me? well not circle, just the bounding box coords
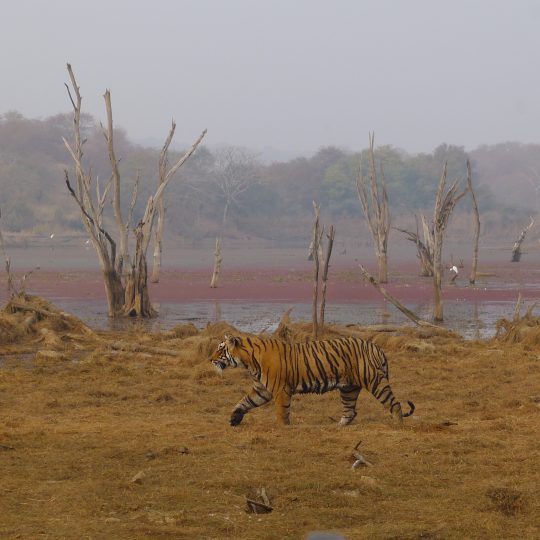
[402,400,415,418]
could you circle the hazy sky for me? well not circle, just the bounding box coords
[2,0,540,158]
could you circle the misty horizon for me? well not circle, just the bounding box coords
[2,1,540,160]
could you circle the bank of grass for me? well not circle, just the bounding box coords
[0,297,539,539]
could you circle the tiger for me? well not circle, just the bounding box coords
[210,334,415,426]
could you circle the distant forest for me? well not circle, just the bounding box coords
[1,111,539,246]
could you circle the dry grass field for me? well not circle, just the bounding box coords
[0,296,539,539]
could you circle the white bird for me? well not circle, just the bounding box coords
[50,233,55,239]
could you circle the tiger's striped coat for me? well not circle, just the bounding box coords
[210,334,414,426]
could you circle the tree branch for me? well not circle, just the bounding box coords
[359,265,437,328]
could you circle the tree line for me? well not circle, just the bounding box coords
[0,110,537,244]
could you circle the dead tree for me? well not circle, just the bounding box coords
[511,217,534,262]
[209,237,222,290]
[209,147,260,288]
[319,225,335,330]
[356,133,390,283]
[395,214,434,277]
[310,202,323,338]
[0,208,14,294]
[430,163,468,321]
[63,64,206,317]
[467,159,481,284]
[150,125,175,283]
[309,202,335,338]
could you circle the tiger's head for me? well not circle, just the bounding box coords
[210,334,244,373]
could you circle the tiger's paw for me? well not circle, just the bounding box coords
[339,413,356,426]
[230,409,245,426]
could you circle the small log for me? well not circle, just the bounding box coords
[352,452,374,469]
[245,498,273,514]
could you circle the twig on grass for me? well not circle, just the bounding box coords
[351,440,374,469]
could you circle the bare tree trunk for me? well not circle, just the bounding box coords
[431,163,468,321]
[419,214,436,277]
[0,208,15,295]
[104,90,129,274]
[311,202,322,338]
[151,123,175,283]
[319,224,335,331]
[151,225,163,284]
[357,133,390,283]
[63,64,206,317]
[150,183,164,284]
[511,217,534,262]
[467,160,481,284]
[123,226,157,317]
[209,202,229,288]
[432,235,444,322]
[210,237,222,288]
[378,245,388,283]
[102,266,125,317]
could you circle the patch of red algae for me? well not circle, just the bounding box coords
[1,259,539,305]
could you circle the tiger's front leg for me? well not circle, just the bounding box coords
[274,389,292,425]
[230,382,272,426]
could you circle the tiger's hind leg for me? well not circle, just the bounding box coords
[338,385,361,425]
[230,382,272,426]
[370,377,404,424]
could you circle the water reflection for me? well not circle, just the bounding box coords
[53,299,516,339]
[375,300,391,325]
[214,301,221,322]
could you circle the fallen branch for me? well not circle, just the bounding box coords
[245,498,273,514]
[359,265,438,328]
[345,323,408,333]
[352,452,374,469]
[260,487,271,507]
[106,341,179,357]
[8,301,66,318]
[351,440,374,469]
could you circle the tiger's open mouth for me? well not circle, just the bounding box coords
[212,360,226,372]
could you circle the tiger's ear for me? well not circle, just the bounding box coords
[224,334,241,348]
